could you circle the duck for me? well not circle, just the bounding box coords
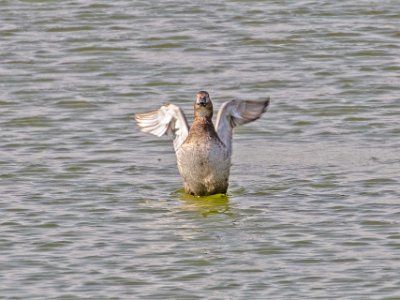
[135,91,270,196]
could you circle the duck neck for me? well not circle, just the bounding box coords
[190,116,219,139]
[194,116,214,129]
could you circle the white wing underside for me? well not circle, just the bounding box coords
[135,98,270,153]
[215,98,270,153]
[134,103,189,152]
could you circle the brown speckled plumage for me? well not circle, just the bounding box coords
[135,91,270,196]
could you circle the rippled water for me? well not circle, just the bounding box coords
[1,1,400,299]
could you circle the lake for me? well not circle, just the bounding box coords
[1,0,399,299]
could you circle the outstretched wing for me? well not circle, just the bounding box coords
[134,103,189,152]
[215,98,270,153]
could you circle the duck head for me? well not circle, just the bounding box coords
[194,91,213,118]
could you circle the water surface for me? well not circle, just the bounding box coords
[1,0,399,299]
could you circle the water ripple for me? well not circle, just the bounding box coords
[1,0,400,299]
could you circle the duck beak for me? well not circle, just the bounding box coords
[198,97,207,107]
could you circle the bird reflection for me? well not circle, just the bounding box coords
[173,189,233,217]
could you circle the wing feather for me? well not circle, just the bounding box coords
[215,98,270,153]
[135,104,189,151]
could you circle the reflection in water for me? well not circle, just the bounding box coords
[2,0,400,298]
[173,189,232,217]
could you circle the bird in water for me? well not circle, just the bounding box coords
[135,91,270,196]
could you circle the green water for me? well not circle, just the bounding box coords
[1,1,399,299]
